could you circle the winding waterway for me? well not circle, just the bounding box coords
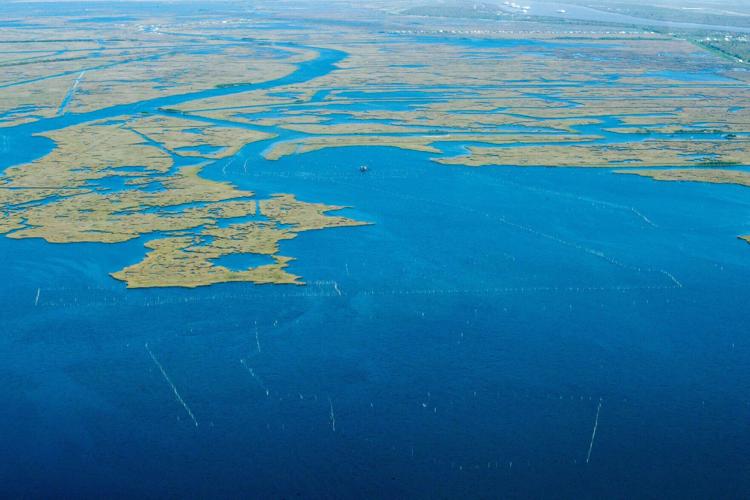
[1,31,750,499]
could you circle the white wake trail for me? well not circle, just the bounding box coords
[145,343,198,427]
[240,358,270,396]
[586,399,603,464]
[254,321,261,353]
[328,397,336,432]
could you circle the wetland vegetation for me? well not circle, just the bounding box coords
[3,2,750,499]
[1,0,749,281]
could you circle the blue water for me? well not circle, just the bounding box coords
[174,144,226,156]
[211,253,276,271]
[643,70,738,83]
[1,22,750,500]
[3,144,750,498]
[70,16,138,24]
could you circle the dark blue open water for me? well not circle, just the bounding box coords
[1,29,750,500]
[3,145,750,498]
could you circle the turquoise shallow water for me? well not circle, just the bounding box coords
[1,20,750,499]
